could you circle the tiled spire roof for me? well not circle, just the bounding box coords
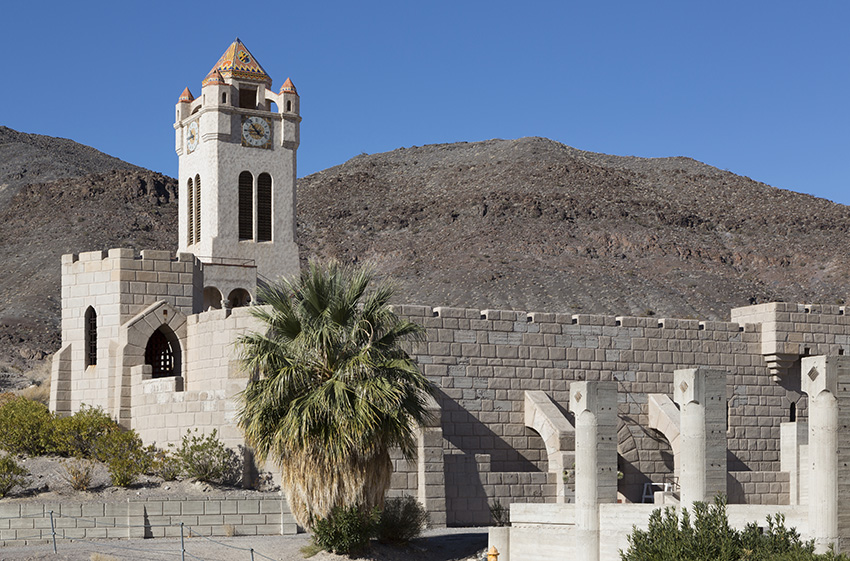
[203,69,226,87]
[178,87,194,103]
[203,38,271,86]
[279,77,298,95]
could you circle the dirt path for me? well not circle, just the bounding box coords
[0,527,487,561]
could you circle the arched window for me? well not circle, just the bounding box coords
[228,288,252,308]
[257,173,272,242]
[286,100,292,112]
[145,326,180,378]
[789,402,797,422]
[194,174,201,244]
[187,177,194,245]
[85,307,97,367]
[238,171,254,240]
[221,92,227,104]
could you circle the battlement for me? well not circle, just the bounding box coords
[395,304,744,333]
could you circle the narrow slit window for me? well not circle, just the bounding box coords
[187,178,194,245]
[239,171,254,240]
[85,307,97,367]
[257,173,272,241]
[194,174,201,244]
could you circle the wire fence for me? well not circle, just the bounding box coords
[0,510,281,561]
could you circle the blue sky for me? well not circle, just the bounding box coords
[4,1,848,204]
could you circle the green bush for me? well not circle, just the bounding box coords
[175,429,241,485]
[0,397,54,455]
[312,504,378,555]
[621,495,850,561]
[376,495,429,545]
[95,429,151,487]
[52,405,118,458]
[0,455,28,497]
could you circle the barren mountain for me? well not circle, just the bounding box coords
[298,137,850,319]
[1,129,849,380]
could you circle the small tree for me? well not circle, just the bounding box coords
[237,260,434,529]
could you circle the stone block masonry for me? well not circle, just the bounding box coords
[392,303,840,508]
[0,495,294,546]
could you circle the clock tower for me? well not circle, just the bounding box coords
[174,39,300,305]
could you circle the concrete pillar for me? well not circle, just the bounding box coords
[780,421,808,506]
[673,368,727,510]
[417,395,446,526]
[801,355,846,553]
[570,381,617,561]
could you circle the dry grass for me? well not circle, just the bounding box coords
[17,382,49,405]
[223,523,236,537]
[90,553,120,561]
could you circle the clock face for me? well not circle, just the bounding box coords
[242,116,272,148]
[186,121,199,153]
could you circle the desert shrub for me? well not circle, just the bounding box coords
[52,405,118,458]
[312,504,378,555]
[489,499,510,527]
[376,495,429,544]
[61,458,94,491]
[621,495,850,561]
[151,448,181,481]
[175,429,240,485]
[95,429,151,487]
[0,455,28,497]
[0,396,54,455]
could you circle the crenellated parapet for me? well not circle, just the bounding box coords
[732,303,850,381]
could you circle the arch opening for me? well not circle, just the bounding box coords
[257,172,272,242]
[203,286,223,311]
[238,171,253,240]
[228,288,252,308]
[144,326,182,378]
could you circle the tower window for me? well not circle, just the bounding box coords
[222,92,227,104]
[194,174,201,244]
[239,87,257,109]
[85,307,97,367]
[257,173,272,242]
[239,171,254,240]
[145,327,179,378]
[187,177,194,245]
[286,100,292,112]
[790,402,797,422]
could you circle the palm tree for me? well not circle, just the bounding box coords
[236,260,434,527]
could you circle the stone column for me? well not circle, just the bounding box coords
[417,395,446,526]
[673,368,727,510]
[570,381,617,561]
[801,356,844,554]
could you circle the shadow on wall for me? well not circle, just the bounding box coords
[437,390,545,526]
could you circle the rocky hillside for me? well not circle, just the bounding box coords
[298,137,850,319]
[1,129,849,379]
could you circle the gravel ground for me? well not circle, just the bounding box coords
[0,527,487,561]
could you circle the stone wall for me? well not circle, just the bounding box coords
[0,495,293,546]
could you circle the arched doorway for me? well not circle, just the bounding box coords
[145,325,182,378]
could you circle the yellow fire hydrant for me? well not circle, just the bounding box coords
[488,545,500,561]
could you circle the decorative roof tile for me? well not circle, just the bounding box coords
[203,69,225,86]
[203,38,271,86]
[280,77,298,95]
[178,87,194,103]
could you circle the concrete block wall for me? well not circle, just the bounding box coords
[727,471,790,505]
[394,304,799,505]
[0,495,293,546]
